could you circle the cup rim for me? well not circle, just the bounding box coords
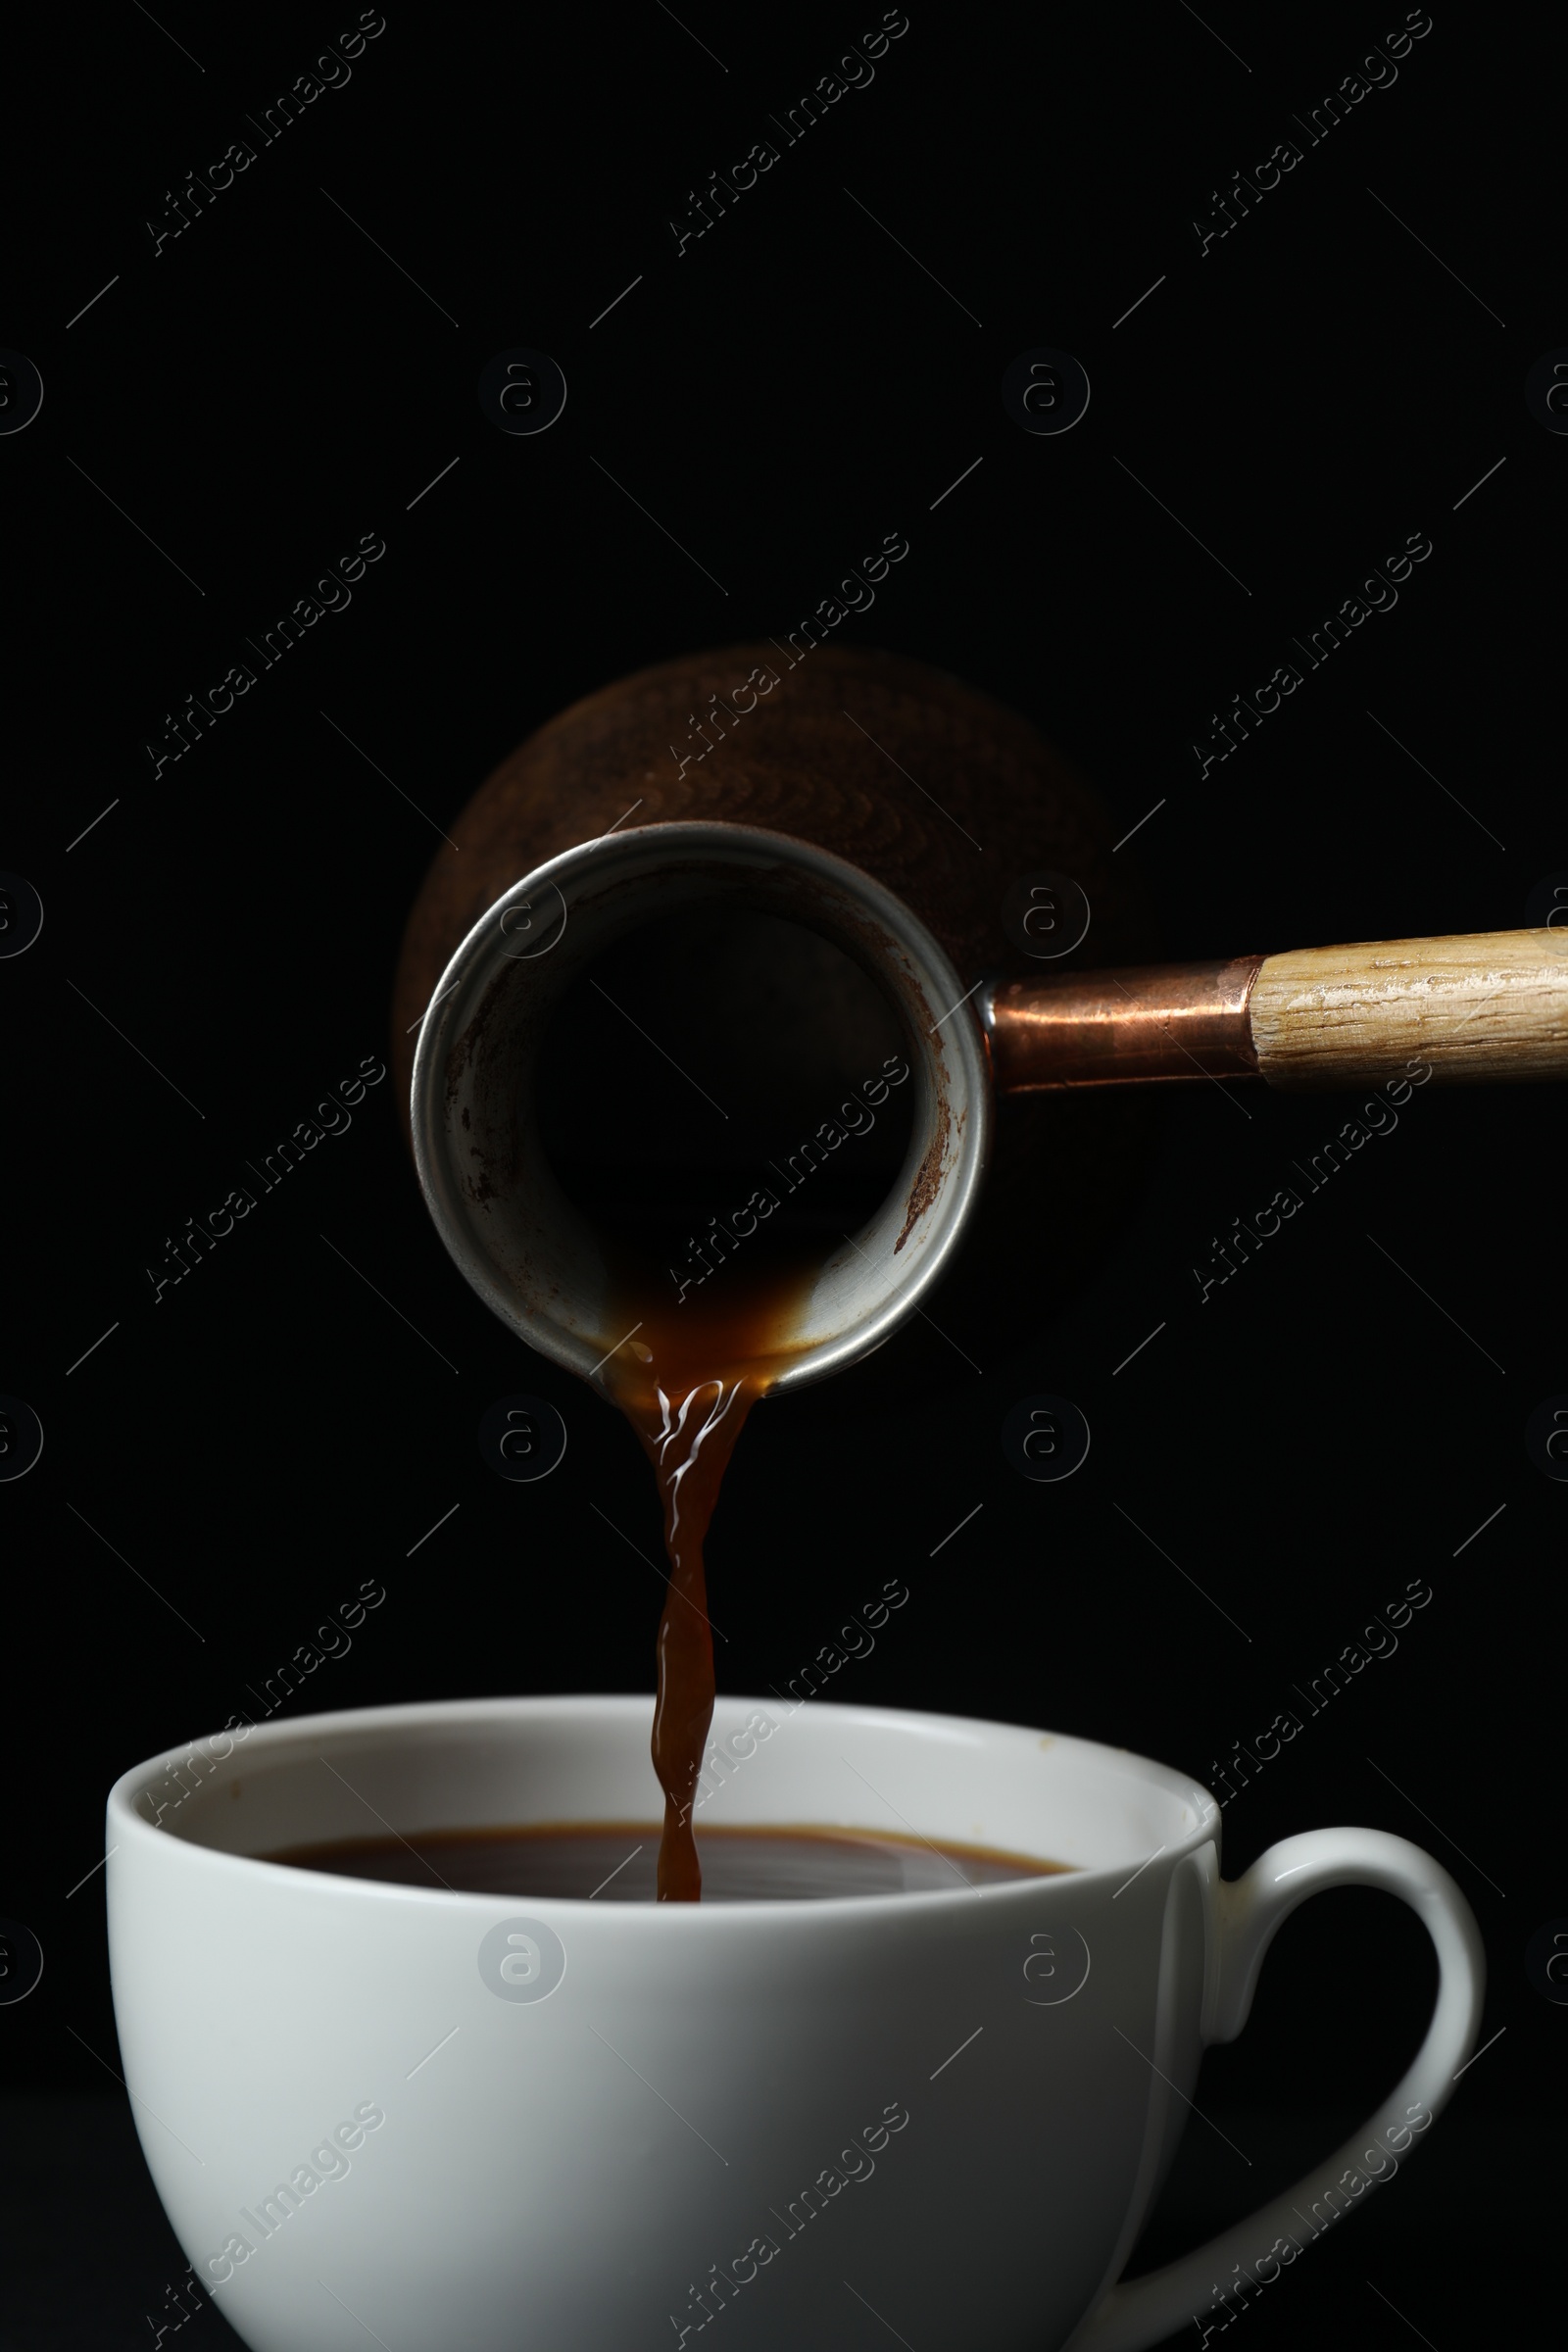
[107,1693,1220,1914]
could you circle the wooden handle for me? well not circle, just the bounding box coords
[1250,930,1568,1088]
[987,931,1568,1093]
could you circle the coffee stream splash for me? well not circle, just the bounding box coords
[598,1261,819,1900]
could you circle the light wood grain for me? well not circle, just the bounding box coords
[1250,930,1568,1087]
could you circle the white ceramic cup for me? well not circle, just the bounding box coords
[106,1696,1484,2351]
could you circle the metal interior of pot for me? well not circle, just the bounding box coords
[409,822,993,1394]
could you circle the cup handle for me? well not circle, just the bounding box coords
[1069,1827,1486,2352]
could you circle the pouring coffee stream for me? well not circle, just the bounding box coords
[398,646,1568,1899]
[599,1280,811,1904]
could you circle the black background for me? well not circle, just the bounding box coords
[3,1,1562,2344]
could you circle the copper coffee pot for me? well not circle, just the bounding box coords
[392,645,1565,1390]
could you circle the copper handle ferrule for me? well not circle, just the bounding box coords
[984,956,1265,1092]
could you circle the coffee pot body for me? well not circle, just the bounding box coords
[392,644,1160,1391]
